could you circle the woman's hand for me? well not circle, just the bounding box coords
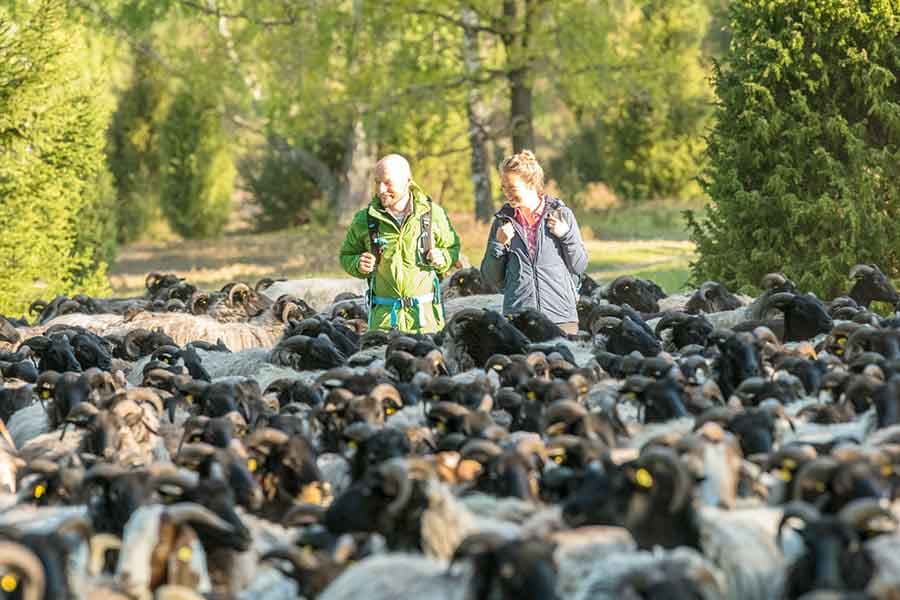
[496,222,515,246]
[547,212,570,238]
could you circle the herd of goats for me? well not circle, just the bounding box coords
[3,263,900,599]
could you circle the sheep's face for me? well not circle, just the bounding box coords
[601,317,661,357]
[352,429,410,482]
[449,268,488,297]
[508,309,565,343]
[849,266,900,308]
[561,467,627,527]
[607,277,666,313]
[638,379,690,423]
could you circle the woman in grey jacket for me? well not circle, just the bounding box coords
[480,150,588,335]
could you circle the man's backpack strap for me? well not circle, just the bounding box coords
[418,196,433,258]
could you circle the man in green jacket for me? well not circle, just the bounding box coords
[339,154,460,334]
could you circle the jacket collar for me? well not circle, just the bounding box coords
[369,181,430,224]
[496,195,562,220]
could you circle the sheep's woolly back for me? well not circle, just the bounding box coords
[7,403,49,449]
[626,417,696,449]
[863,532,900,597]
[571,546,725,600]
[235,566,298,600]
[194,348,318,390]
[698,505,790,600]
[553,526,636,597]
[317,453,352,498]
[259,278,368,310]
[318,553,466,600]
[19,427,85,463]
[420,480,519,561]
[457,493,540,524]
[443,294,503,318]
[117,505,212,600]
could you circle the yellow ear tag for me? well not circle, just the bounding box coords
[247,458,257,473]
[436,421,446,433]
[527,391,536,400]
[34,484,46,499]
[492,364,503,371]
[635,468,654,488]
[837,337,847,346]
[347,441,357,450]
[783,458,796,470]
[185,394,193,404]
[882,464,894,478]
[773,469,792,482]
[385,407,396,416]
[554,455,564,465]
[177,546,193,562]
[1,574,17,592]
[300,483,323,505]
[814,482,826,493]
[40,390,50,399]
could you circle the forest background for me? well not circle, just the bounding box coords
[5,0,898,318]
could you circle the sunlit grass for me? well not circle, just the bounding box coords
[109,202,700,296]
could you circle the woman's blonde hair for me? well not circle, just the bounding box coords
[499,149,544,193]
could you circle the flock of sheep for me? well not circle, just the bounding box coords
[2,263,900,599]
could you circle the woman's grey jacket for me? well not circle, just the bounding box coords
[480,197,588,325]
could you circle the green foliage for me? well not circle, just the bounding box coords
[240,138,339,231]
[159,90,235,238]
[0,0,113,317]
[555,0,714,202]
[107,46,168,243]
[688,0,900,297]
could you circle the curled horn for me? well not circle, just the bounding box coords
[845,325,882,360]
[189,292,210,315]
[591,316,622,334]
[761,272,789,290]
[123,330,147,361]
[460,439,503,461]
[380,459,413,516]
[281,301,300,324]
[850,264,876,280]
[165,502,236,534]
[448,308,486,337]
[228,283,253,306]
[759,292,796,316]
[791,456,840,502]
[0,541,46,600]
[246,428,290,450]
[777,501,822,547]
[637,446,693,513]
[838,497,899,533]
[145,272,163,291]
[654,311,689,336]
[699,281,718,299]
[28,300,47,317]
[515,435,548,464]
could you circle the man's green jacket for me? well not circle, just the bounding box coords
[339,183,460,333]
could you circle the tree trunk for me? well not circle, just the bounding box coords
[503,0,536,152]
[509,67,535,152]
[335,119,376,224]
[462,7,494,222]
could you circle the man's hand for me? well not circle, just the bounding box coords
[427,248,446,269]
[358,252,376,274]
[547,212,570,238]
[495,222,515,246]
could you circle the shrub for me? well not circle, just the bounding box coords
[688,0,900,297]
[159,90,235,239]
[0,1,113,317]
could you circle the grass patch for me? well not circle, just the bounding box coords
[109,203,700,297]
[579,198,707,241]
[585,239,695,294]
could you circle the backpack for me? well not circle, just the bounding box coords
[366,197,433,268]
